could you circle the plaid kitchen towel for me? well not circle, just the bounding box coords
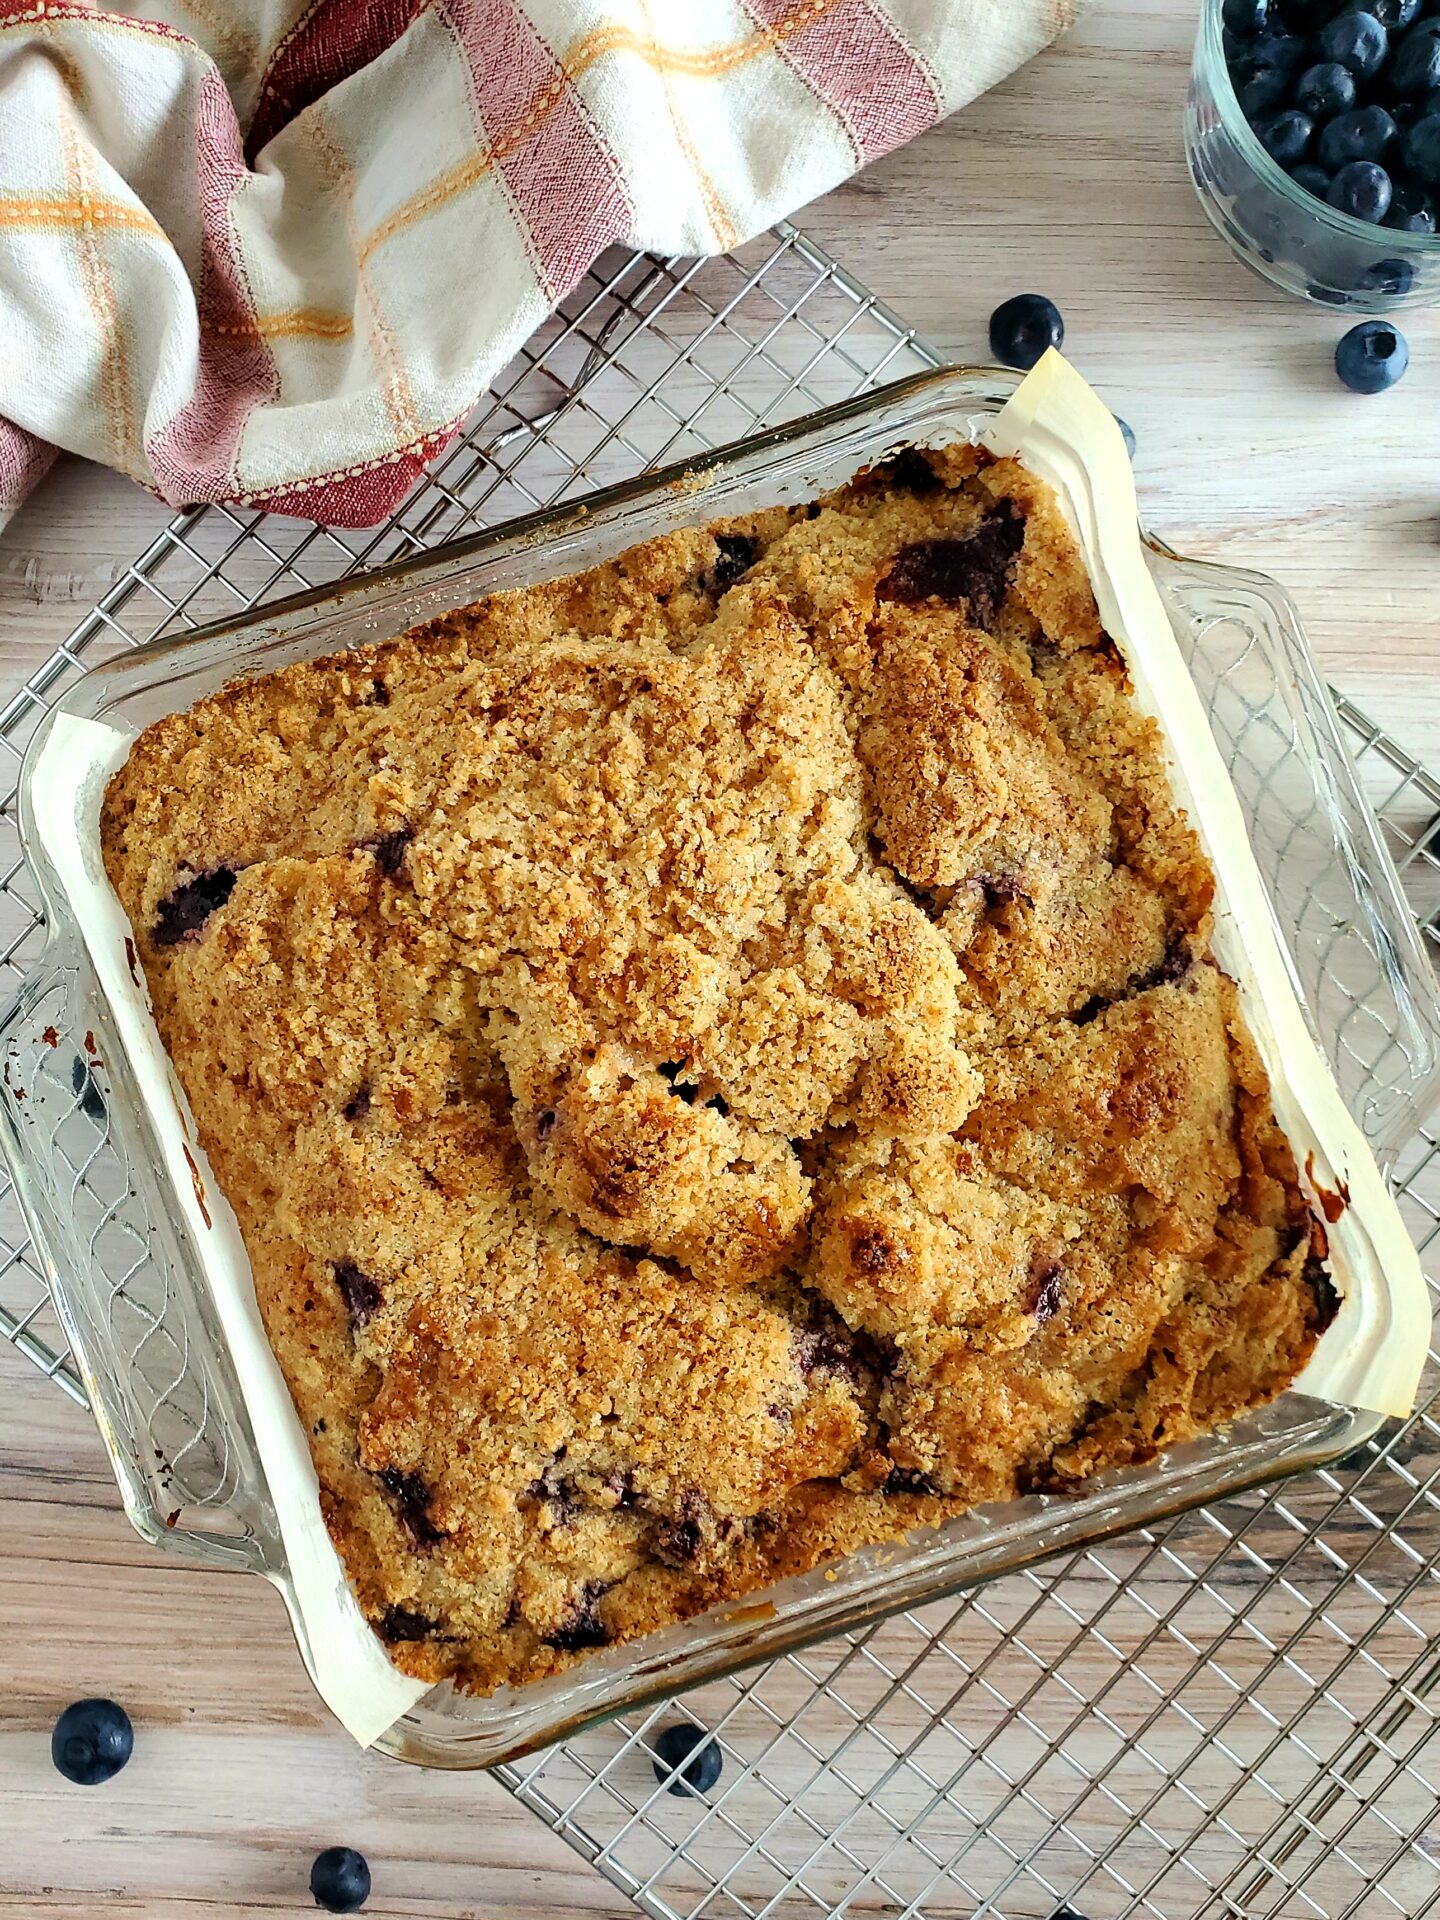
[0,0,1088,530]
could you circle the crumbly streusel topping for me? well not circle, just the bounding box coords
[101,447,1331,1694]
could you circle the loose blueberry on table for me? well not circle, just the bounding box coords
[1335,317,1411,387]
[50,1697,133,1786]
[309,1845,372,1914]
[1224,2,1440,235]
[651,1721,725,1798]
[988,293,1065,371]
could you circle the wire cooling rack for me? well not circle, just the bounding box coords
[7,223,1440,1920]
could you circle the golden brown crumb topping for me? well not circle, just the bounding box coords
[101,447,1328,1694]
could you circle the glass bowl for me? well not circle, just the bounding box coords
[1186,0,1440,313]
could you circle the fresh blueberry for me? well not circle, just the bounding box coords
[1317,105,1399,168]
[1372,0,1422,24]
[1326,158,1394,217]
[1239,65,1293,115]
[1115,416,1137,458]
[1335,319,1410,390]
[1318,10,1391,77]
[1291,161,1335,196]
[51,1698,133,1786]
[1294,60,1358,118]
[1254,108,1315,164]
[1248,27,1311,69]
[651,1721,724,1798]
[309,1847,371,1914]
[988,293,1065,370]
[1391,18,1440,90]
[1385,176,1438,225]
[1401,109,1440,181]
[1224,0,1270,29]
[1280,0,1347,21]
[1360,255,1418,292]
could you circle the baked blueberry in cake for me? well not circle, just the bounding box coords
[101,444,1331,1695]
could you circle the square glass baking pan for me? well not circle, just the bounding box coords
[4,364,1439,1769]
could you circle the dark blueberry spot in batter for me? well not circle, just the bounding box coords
[378,1605,437,1643]
[370,829,412,877]
[649,1489,741,1568]
[527,1463,582,1527]
[535,1108,558,1141]
[654,1516,703,1566]
[378,1467,443,1545]
[342,1083,371,1122]
[152,866,239,946]
[334,1261,381,1331]
[792,1323,863,1387]
[883,1467,938,1496]
[1151,933,1193,990]
[878,447,941,495]
[1027,1263,1065,1325]
[766,1401,791,1424]
[545,1580,613,1651]
[877,503,1025,629]
[542,1488,582,1526]
[1306,1251,1342,1331]
[1072,933,1193,1026]
[973,871,1033,911]
[707,533,759,592]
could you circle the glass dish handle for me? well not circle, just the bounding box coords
[1146,541,1440,1164]
[0,939,277,1576]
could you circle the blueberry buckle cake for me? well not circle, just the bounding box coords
[101,444,1335,1696]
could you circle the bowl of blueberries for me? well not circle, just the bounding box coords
[1187,0,1440,310]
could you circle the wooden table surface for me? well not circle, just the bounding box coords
[4,3,1439,1915]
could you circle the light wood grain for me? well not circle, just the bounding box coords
[4,2,1440,1914]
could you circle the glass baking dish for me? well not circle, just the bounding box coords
[4,364,1439,1770]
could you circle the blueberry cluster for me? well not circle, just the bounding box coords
[1225,0,1440,228]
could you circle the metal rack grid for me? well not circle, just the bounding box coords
[6,223,1440,1919]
